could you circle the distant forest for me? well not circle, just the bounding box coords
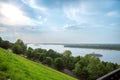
[64,44,120,50]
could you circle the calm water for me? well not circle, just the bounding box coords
[28,44,120,64]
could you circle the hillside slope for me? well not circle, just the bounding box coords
[0,48,77,80]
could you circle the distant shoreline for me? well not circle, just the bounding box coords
[27,43,120,51]
[64,44,120,51]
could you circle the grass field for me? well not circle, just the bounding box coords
[0,48,77,80]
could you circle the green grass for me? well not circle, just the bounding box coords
[0,48,77,80]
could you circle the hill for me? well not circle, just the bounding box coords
[0,48,77,80]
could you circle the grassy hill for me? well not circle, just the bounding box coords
[0,48,77,80]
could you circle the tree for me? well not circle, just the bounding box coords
[44,57,53,66]
[105,62,114,73]
[47,49,60,59]
[87,56,101,80]
[63,50,72,57]
[73,56,81,64]
[34,48,47,54]
[0,37,2,44]
[74,63,81,77]
[62,50,73,70]
[54,58,64,70]
[27,47,34,58]
[39,53,46,62]
[0,40,11,49]
[67,56,75,70]
[74,63,88,79]
[74,59,88,79]
[0,37,13,49]
[12,39,27,54]
[13,44,22,54]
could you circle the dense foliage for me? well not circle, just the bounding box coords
[12,39,27,54]
[0,48,76,80]
[0,37,120,80]
[0,37,13,49]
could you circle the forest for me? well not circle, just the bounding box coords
[0,37,120,80]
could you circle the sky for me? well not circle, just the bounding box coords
[0,0,120,43]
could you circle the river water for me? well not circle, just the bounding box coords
[27,44,120,64]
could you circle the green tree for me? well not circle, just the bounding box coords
[0,37,2,44]
[34,48,47,54]
[87,56,101,80]
[12,44,22,54]
[63,50,72,57]
[47,49,60,59]
[62,50,73,70]
[0,41,10,49]
[39,53,46,62]
[0,37,13,49]
[27,47,34,58]
[73,56,81,64]
[54,57,64,70]
[105,62,114,73]
[74,63,88,79]
[74,63,81,77]
[44,57,53,66]
[12,39,27,54]
[74,58,88,79]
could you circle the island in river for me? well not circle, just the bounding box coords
[87,52,103,57]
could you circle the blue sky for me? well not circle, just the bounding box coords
[0,0,120,43]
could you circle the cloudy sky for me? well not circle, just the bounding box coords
[0,0,120,43]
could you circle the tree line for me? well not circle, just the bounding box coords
[0,37,120,80]
[64,44,120,50]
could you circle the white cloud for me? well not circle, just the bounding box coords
[51,24,85,32]
[0,2,47,26]
[38,16,42,19]
[63,1,97,23]
[63,24,78,30]
[21,0,47,13]
[78,1,97,15]
[107,11,120,17]
[63,24,70,29]
[64,7,79,22]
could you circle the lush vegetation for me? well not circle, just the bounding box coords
[0,48,77,80]
[0,37,120,80]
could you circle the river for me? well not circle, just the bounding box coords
[27,44,120,64]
